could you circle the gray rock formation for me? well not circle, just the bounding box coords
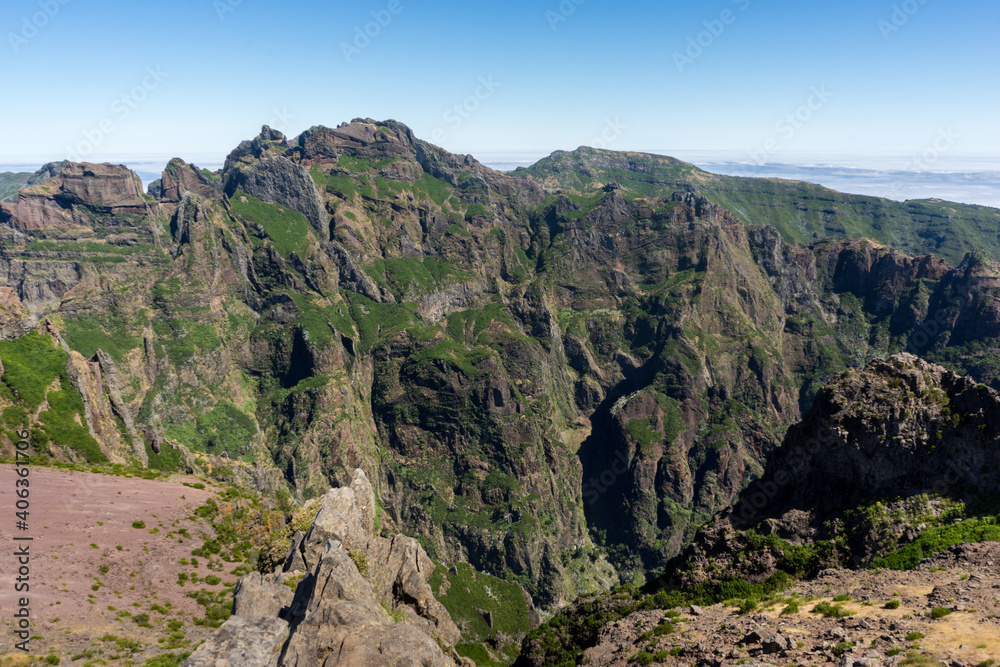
[196,468,468,666]
[180,615,288,667]
[158,158,223,204]
[232,572,295,621]
[224,155,329,234]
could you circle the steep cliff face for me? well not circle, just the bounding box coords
[670,353,1000,589]
[2,121,1000,610]
[516,355,1000,667]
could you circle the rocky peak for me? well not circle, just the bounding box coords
[260,124,288,143]
[670,191,740,225]
[736,353,1000,531]
[29,160,71,184]
[158,158,223,204]
[184,469,469,667]
[3,162,153,232]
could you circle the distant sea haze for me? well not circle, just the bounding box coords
[2,151,999,209]
[480,150,1000,210]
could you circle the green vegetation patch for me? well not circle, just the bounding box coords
[150,318,220,365]
[873,516,1000,570]
[144,440,185,473]
[0,331,68,410]
[414,173,452,206]
[338,154,396,173]
[0,331,106,463]
[164,400,257,460]
[62,312,142,361]
[364,256,461,297]
[429,562,532,665]
[230,189,313,257]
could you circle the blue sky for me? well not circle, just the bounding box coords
[1,0,998,163]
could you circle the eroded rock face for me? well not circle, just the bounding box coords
[0,287,31,339]
[224,154,329,233]
[5,162,153,232]
[739,353,1000,528]
[158,158,223,204]
[180,616,288,667]
[669,354,1000,586]
[220,469,467,667]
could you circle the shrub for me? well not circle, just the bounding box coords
[633,652,654,666]
[930,607,952,619]
[885,599,901,609]
[349,551,369,578]
[832,641,855,656]
[812,601,850,618]
[906,631,924,640]
[132,521,146,529]
[781,601,800,615]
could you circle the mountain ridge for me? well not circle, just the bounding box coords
[2,118,1000,622]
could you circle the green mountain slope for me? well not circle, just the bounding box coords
[520,147,1000,267]
[2,121,1000,638]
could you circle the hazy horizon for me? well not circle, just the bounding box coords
[4,146,999,209]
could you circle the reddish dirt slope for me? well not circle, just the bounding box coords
[0,466,239,663]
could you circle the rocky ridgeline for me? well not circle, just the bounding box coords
[517,356,1000,666]
[582,546,1000,666]
[3,119,1000,607]
[182,468,471,667]
[671,353,1000,589]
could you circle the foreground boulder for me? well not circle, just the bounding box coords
[179,616,288,667]
[182,468,469,667]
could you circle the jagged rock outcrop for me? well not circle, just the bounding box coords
[739,353,1000,529]
[669,353,1000,586]
[203,469,468,666]
[224,151,329,234]
[158,158,223,204]
[180,616,289,667]
[3,162,154,232]
[0,287,31,339]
